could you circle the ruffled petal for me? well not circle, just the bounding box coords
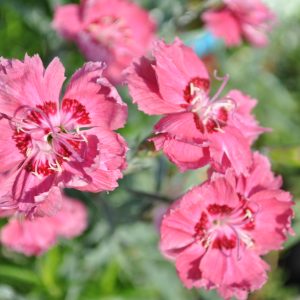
[64,62,127,129]
[249,189,294,255]
[202,9,242,46]
[151,134,210,172]
[127,57,184,114]
[153,40,209,105]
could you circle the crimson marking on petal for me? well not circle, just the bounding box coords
[37,102,57,116]
[62,98,91,125]
[25,160,55,176]
[205,118,218,133]
[208,204,233,215]
[212,235,236,250]
[13,130,31,155]
[194,212,208,239]
[193,113,205,133]
[244,220,255,231]
[183,77,210,103]
[217,107,228,123]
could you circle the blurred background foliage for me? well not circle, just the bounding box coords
[0,0,300,299]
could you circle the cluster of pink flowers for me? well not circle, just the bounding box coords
[0,0,292,298]
[126,39,294,299]
[202,0,276,47]
[53,0,156,83]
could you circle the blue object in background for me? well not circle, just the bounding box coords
[184,31,222,57]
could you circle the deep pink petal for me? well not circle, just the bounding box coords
[153,40,209,105]
[154,112,204,141]
[202,9,242,46]
[176,243,211,289]
[209,126,252,176]
[151,134,210,172]
[127,57,184,115]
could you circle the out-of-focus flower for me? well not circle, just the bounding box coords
[0,55,127,217]
[202,0,276,47]
[160,153,293,300]
[127,39,265,175]
[1,196,88,256]
[53,0,156,84]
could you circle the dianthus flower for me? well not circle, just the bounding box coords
[127,39,266,175]
[0,55,127,217]
[160,152,293,299]
[53,0,156,83]
[1,195,87,256]
[202,0,275,47]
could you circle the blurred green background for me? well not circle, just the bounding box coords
[1,0,300,299]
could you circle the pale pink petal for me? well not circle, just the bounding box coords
[160,203,200,256]
[52,4,83,40]
[53,197,87,239]
[217,248,269,300]
[249,190,293,255]
[64,62,127,130]
[43,58,66,104]
[34,186,63,218]
[227,90,268,143]
[242,24,269,47]
[0,119,23,172]
[0,55,64,116]
[1,217,57,256]
[241,152,282,197]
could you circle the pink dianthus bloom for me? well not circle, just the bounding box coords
[202,0,276,47]
[1,196,88,256]
[127,39,266,175]
[53,0,156,83]
[0,55,127,217]
[160,152,293,300]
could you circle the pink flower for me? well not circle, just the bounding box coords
[0,196,88,256]
[0,55,127,217]
[127,39,265,175]
[160,154,293,299]
[53,0,156,83]
[202,0,276,47]
[53,196,88,239]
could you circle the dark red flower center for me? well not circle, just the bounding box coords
[12,99,91,177]
[182,75,234,134]
[193,198,257,251]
